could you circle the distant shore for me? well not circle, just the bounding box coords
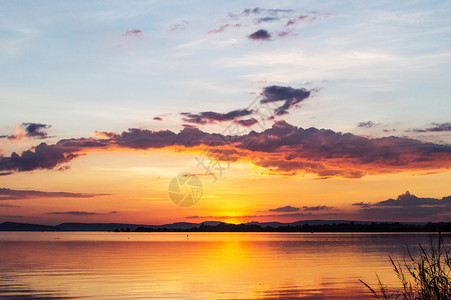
[1,220,450,233]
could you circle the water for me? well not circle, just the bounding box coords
[0,232,447,299]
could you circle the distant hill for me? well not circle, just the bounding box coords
[0,221,57,231]
[0,219,438,232]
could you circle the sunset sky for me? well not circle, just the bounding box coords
[1,0,450,225]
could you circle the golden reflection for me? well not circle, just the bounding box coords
[0,232,419,299]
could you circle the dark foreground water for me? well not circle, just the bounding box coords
[0,232,448,299]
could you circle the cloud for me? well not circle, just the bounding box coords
[0,188,109,201]
[256,17,279,24]
[0,143,79,173]
[153,117,163,121]
[286,15,312,26]
[234,118,259,127]
[260,85,311,115]
[302,205,333,211]
[0,203,19,207]
[181,109,254,125]
[208,7,325,42]
[357,121,376,128]
[248,29,271,40]
[123,29,142,37]
[356,191,451,221]
[1,123,51,141]
[0,125,24,140]
[278,29,296,38]
[109,211,119,214]
[0,172,13,176]
[186,215,199,219]
[352,202,371,209]
[46,211,101,215]
[22,123,51,139]
[269,205,300,212]
[169,21,188,32]
[242,8,294,16]
[242,121,451,178]
[208,23,242,34]
[413,122,451,133]
[185,212,338,220]
[1,120,450,179]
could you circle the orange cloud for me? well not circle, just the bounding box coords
[1,121,450,179]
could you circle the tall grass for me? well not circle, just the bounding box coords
[360,235,451,299]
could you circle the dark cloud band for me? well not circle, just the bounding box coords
[1,121,450,179]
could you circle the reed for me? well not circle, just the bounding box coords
[360,235,451,299]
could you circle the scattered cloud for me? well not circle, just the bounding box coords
[0,203,19,207]
[260,85,311,115]
[123,29,142,37]
[153,117,163,121]
[269,205,300,212]
[0,125,24,140]
[302,205,333,211]
[0,143,79,173]
[182,173,215,177]
[181,109,254,125]
[352,202,371,209]
[169,21,188,32]
[208,23,242,34]
[0,188,109,201]
[248,29,271,40]
[186,215,199,219]
[206,7,329,42]
[357,121,376,128]
[0,123,51,141]
[413,122,451,133]
[185,211,338,220]
[234,118,259,127]
[286,15,308,26]
[277,29,296,38]
[356,191,451,221]
[46,211,101,215]
[22,123,51,139]
[241,8,294,16]
[256,17,279,24]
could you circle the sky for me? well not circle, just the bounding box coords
[0,0,451,225]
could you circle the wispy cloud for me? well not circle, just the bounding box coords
[123,29,142,37]
[169,21,188,32]
[205,7,326,42]
[46,211,101,215]
[0,203,19,207]
[269,205,300,212]
[302,205,333,211]
[352,202,371,209]
[413,122,451,133]
[0,188,109,201]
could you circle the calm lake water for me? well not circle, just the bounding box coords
[0,232,448,299]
